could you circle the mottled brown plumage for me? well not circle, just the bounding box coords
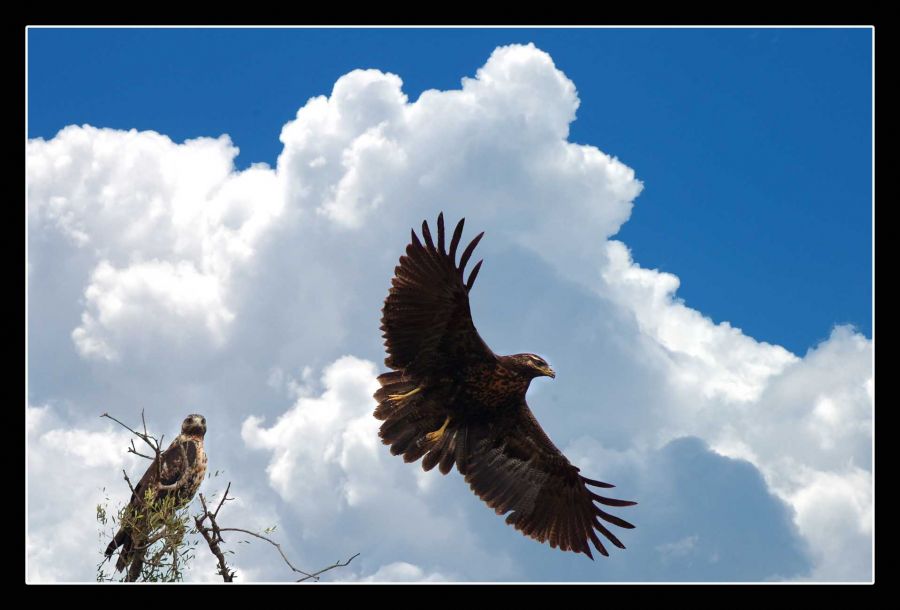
[105,414,208,574]
[375,214,636,559]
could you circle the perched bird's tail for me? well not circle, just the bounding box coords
[105,528,133,572]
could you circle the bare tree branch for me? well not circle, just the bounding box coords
[217,526,315,579]
[195,488,235,582]
[129,530,170,552]
[103,410,166,481]
[129,439,154,461]
[195,520,234,580]
[212,483,231,521]
[195,483,358,582]
[295,553,360,583]
[121,469,137,498]
[101,411,149,440]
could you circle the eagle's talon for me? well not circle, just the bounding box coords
[388,386,422,402]
[425,416,451,443]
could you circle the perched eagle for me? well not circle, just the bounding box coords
[375,214,635,559]
[105,414,208,575]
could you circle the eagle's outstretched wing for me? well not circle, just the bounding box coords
[380,213,495,377]
[463,400,636,559]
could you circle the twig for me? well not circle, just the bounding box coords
[217,527,315,579]
[195,522,234,581]
[121,470,137,498]
[102,412,153,443]
[155,434,165,480]
[129,439,154,461]
[170,531,179,579]
[195,491,235,582]
[103,410,165,469]
[212,482,231,521]
[194,482,358,582]
[129,530,170,553]
[296,553,360,583]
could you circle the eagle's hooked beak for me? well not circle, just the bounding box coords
[542,365,556,379]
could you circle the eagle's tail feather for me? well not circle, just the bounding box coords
[114,533,133,573]
[104,529,124,558]
[373,372,420,420]
[376,381,465,475]
[105,527,133,573]
[105,523,141,574]
[423,426,459,475]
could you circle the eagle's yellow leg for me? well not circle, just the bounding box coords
[425,416,451,443]
[388,386,422,402]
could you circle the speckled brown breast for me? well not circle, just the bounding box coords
[178,437,207,506]
[462,361,530,409]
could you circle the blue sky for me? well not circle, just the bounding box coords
[28,27,872,356]
[27,28,873,582]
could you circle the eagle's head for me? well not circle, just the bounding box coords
[511,353,556,380]
[181,413,207,437]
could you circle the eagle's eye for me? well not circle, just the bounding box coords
[201,417,206,425]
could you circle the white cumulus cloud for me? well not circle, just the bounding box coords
[26,405,139,582]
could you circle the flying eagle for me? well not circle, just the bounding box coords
[105,414,208,575]
[375,214,635,558]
